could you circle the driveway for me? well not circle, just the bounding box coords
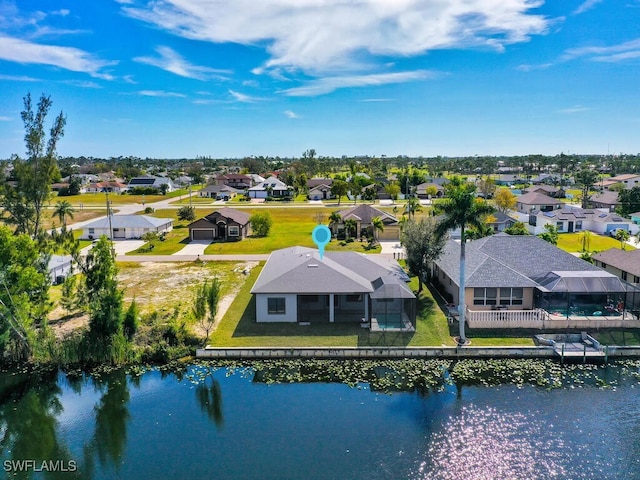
[172,240,212,256]
[379,240,405,258]
[112,240,146,255]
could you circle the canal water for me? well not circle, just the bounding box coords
[2,361,640,480]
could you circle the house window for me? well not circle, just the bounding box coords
[634,276,639,283]
[576,221,582,230]
[556,222,564,231]
[474,288,497,305]
[622,272,628,281]
[529,215,537,226]
[500,288,524,306]
[346,294,362,302]
[267,297,286,314]
[302,295,318,303]
[88,228,95,235]
[228,225,240,236]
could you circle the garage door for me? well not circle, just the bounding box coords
[192,229,215,240]
[378,226,400,240]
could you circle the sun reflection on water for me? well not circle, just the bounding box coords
[414,404,568,480]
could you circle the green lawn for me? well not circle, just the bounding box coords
[51,189,191,207]
[128,206,384,255]
[556,232,632,253]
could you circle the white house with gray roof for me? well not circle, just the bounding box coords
[251,246,415,331]
[80,214,173,240]
[528,206,637,235]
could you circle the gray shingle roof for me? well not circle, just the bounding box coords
[251,246,413,297]
[337,204,398,225]
[516,191,562,205]
[592,248,640,278]
[437,234,601,288]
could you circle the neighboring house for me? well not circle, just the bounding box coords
[80,214,173,240]
[494,174,521,186]
[432,234,638,329]
[248,177,293,199]
[608,174,640,189]
[250,246,415,331]
[593,249,640,284]
[522,185,563,198]
[86,181,128,193]
[308,183,333,200]
[307,178,334,190]
[528,207,636,235]
[47,254,74,284]
[588,191,619,212]
[488,211,517,232]
[215,174,253,190]
[199,184,242,200]
[173,175,194,187]
[336,204,400,240]
[187,207,250,241]
[416,182,444,198]
[515,191,564,219]
[128,175,176,192]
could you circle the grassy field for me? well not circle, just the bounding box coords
[127,206,391,255]
[556,232,633,253]
[49,188,191,206]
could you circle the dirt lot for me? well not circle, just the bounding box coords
[50,260,256,338]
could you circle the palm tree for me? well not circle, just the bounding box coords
[371,216,384,243]
[328,211,342,237]
[405,196,422,219]
[344,219,357,241]
[435,176,495,345]
[579,230,593,252]
[54,200,75,228]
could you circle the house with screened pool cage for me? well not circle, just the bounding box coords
[250,246,416,332]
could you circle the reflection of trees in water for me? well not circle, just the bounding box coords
[83,369,131,475]
[0,370,83,479]
[195,378,224,430]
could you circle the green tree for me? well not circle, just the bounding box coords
[53,200,75,228]
[250,212,273,237]
[0,93,65,237]
[538,224,559,245]
[405,196,422,219]
[123,300,139,340]
[615,229,631,250]
[344,219,357,241]
[574,167,599,209]
[371,216,384,243]
[402,218,446,293]
[384,183,401,203]
[504,221,529,235]
[159,183,169,195]
[60,275,79,316]
[177,206,196,222]
[494,188,517,213]
[328,211,342,236]
[193,278,221,346]
[435,176,495,344]
[579,230,593,252]
[616,186,640,217]
[83,236,124,345]
[0,226,52,360]
[331,180,349,205]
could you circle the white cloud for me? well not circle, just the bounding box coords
[563,38,640,63]
[516,63,553,71]
[228,89,261,103]
[134,46,231,80]
[121,0,551,75]
[361,98,393,102]
[137,90,185,97]
[0,74,40,81]
[558,105,590,114]
[573,0,603,15]
[0,35,116,79]
[0,116,11,121]
[63,79,102,89]
[284,110,299,118]
[281,70,435,96]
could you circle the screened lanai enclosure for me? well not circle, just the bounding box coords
[534,270,640,319]
[369,280,416,332]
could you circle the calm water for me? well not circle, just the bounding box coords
[2,362,640,480]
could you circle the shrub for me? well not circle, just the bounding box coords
[250,212,273,237]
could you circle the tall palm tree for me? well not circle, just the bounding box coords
[344,219,357,241]
[371,216,384,243]
[436,176,495,345]
[405,196,422,219]
[54,200,75,228]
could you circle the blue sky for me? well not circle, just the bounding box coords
[0,0,639,159]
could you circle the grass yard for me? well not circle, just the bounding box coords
[556,232,633,253]
[127,206,385,255]
[50,189,190,207]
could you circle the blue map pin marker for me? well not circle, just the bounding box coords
[312,225,331,260]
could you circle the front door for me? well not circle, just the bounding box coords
[568,221,574,232]
[217,223,226,239]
